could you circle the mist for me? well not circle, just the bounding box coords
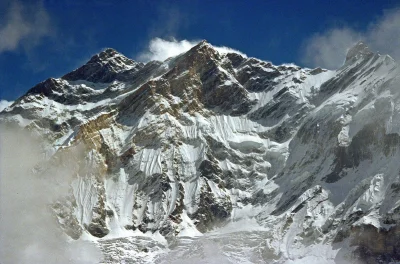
[0,125,102,264]
[302,7,400,69]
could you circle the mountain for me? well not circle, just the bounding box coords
[1,40,400,263]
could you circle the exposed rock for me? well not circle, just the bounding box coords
[2,40,400,263]
[63,48,144,83]
[345,41,374,64]
[189,181,232,232]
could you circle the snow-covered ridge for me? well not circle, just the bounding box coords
[63,48,145,83]
[1,41,400,263]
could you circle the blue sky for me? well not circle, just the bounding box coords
[0,0,399,102]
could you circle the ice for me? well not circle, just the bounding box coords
[72,176,98,225]
[3,41,400,264]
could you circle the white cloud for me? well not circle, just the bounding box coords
[0,100,13,112]
[368,8,400,61]
[0,127,103,263]
[302,28,361,69]
[0,1,51,53]
[137,38,247,62]
[302,8,400,69]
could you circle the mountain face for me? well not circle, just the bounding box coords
[1,40,400,263]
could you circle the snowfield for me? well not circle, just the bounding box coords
[1,41,400,263]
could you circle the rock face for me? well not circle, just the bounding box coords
[63,48,144,83]
[2,40,400,263]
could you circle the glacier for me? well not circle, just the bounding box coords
[1,40,400,263]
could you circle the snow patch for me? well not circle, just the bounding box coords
[177,210,203,237]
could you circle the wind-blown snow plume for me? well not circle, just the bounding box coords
[138,38,197,62]
[213,45,247,58]
[138,38,247,62]
[0,126,102,264]
[302,7,400,69]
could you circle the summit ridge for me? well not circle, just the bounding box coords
[1,40,400,263]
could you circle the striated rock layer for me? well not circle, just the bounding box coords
[2,40,400,263]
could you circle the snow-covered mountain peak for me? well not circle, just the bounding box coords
[62,48,144,83]
[193,40,248,58]
[185,39,220,59]
[198,39,209,46]
[89,48,137,68]
[345,41,374,63]
[2,40,400,263]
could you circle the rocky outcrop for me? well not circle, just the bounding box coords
[2,40,400,263]
[63,48,144,83]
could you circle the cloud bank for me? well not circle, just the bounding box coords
[0,126,102,264]
[138,38,247,62]
[0,1,51,53]
[0,100,13,112]
[302,8,400,69]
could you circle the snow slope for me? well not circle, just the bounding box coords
[2,41,400,263]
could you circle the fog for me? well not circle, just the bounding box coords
[302,7,400,69]
[0,125,102,264]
